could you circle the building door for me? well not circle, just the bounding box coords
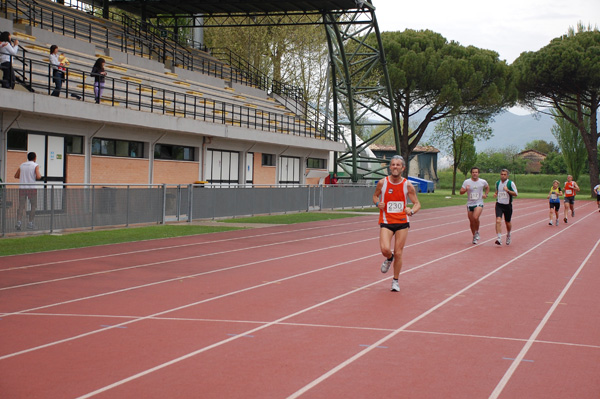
[27,134,65,211]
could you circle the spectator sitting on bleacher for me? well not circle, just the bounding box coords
[49,45,65,97]
[0,31,19,89]
[91,57,107,104]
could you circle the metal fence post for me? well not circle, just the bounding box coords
[161,184,166,224]
[187,184,193,223]
[91,185,95,230]
[1,184,6,237]
[176,185,181,221]
[126,185,130,227]
[50,184,54,233]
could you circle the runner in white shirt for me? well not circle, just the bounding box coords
[14,152,42,230]
[460,167,489,244]
[494,169,518,245]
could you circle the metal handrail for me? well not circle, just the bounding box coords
[9,54,336,141]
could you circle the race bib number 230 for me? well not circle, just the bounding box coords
[387,201,405,213]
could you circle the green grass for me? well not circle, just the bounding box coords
[438,171,592,194]
[0,213,362,256]
[3,190,591,256]
[0,224,242,257]
[221,212,362,224]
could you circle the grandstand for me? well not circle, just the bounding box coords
[0,0,343,187]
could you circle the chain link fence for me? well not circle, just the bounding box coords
[0,183,376,236]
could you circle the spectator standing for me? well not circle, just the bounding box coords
[0,31,19,89]
[49,45,64,97]
[91,57,107,104]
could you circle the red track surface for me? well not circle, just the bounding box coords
[1,199,599,398]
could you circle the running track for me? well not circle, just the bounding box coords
[1,199,599,398]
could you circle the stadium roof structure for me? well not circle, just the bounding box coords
[101,0,401,181]
[107,0,364,18]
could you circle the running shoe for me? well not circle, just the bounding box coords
[472,235,477,244]
[495,237,502,246]
[381,256,393,273]
[15,221,22,231]
[555,220,559,226]
[391,279,400,292]
[564,218,568,223]
[548,222,552,226]
[506,235,511,245]
[571,210,575,217]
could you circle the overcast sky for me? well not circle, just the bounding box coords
[374,0,599,64]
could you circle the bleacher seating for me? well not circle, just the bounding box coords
[2,0,331,139]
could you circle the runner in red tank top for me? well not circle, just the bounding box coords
[563,175,580,223]
[372,155,421,292]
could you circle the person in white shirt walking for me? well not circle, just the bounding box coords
[494,169,518,245]
[460,167,489,244]
[14,152,42,230]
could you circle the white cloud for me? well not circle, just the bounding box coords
[374,0,600,63]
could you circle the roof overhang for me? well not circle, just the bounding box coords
[107,0,365,17]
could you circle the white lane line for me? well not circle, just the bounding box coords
[0,203,546,291]
[0,226,374,291]
[0,218,374,272]
[68,216,556,398]
[2,209,537,316]
[14,313,600,350]
[285,212,595,399]
[0,252,380,362]
[0,212,550,362]
[0,201,545,273]
[0,217,523,360]
[488,235,600,399]
[0,235,376,317]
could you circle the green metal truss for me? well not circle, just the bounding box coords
[323,3,399,181]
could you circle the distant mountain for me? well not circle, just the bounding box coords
[480,111,555,152]
[422,110,556,153]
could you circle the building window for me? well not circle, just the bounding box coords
[307,158,326,169]
[92,138,143,158]
[262,153,275,166]
[155,144,195,161]
[66,136,83,154]
[7,129,27,150]
[8,129,83,154]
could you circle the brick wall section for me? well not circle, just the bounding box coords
[5,151,27,183]
[66,154,85,183]
[91,156,149,184]
[154,160,200,184]
[253,153,277,185]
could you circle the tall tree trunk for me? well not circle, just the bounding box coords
[452,164,458,196]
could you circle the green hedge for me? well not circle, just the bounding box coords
[437,171,591,193]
